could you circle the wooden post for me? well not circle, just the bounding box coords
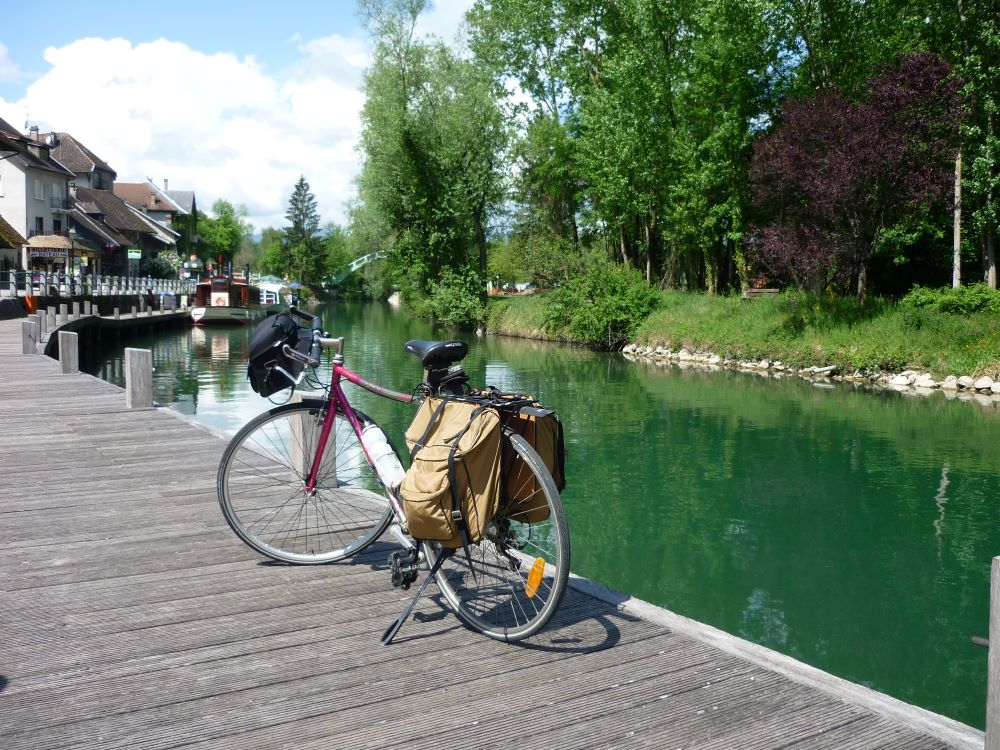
[125,348,153,409]
[131,305,137,319]
[114,307,120,320]
[84,300,92,315]
[21,318,37,354]
[58,330,79,374]
[47,308,56,329]
[37,309,47,338]
[72,301,80,320]
[58,303,68,324]
[988,556,1000,750]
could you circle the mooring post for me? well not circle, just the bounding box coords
[131,305,137,319]
[987,556,1000,750]
[21,317,37,354]
[58,303,68,324]
[37,309,47,338]
[114,307,120,320]
[84,300,92,315]
[125,348,153,409]
[72,301,80,320]
[47,307,56,329]
[58,330,79,374]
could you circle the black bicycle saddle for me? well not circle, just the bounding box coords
[403,339,468,369]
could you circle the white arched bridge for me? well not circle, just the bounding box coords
[327,250,387,285]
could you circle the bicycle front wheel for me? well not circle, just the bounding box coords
[424,430,570,641]
[218,399,394,564]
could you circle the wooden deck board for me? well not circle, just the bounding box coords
[0,318,983,749]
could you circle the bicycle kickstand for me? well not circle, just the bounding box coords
[380,548,453,646]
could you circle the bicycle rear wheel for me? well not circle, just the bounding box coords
[218,399,394,564]
[423,430,570,641]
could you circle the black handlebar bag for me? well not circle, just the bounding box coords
[246,312,310,397]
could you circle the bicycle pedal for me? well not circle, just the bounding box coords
[389,548,420,590]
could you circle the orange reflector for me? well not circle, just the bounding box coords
[525,557,545,598]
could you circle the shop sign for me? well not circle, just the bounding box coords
[29,248,68,259]
[127,249,142,260]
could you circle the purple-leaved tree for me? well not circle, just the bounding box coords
[749,53,963,302]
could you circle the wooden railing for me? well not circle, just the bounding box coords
[0,270,195,298]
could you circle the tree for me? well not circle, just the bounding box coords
[355,0,507,306]
[749,53,963,302]
[283,176,325,288]
[197,200,253,268]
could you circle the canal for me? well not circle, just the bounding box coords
[81,300,999,729]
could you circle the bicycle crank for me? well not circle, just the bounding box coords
[388,547,420,590]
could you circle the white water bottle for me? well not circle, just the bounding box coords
[361,422,406,489]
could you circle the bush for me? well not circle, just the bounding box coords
[426,267,486,327]
[900,284,1000,315]
[543,264,660,349]
[139,255,178,279]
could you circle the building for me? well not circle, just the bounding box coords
[49,133,178,274]
[0,117,98,273]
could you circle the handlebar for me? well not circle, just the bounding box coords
[288,305,321,330]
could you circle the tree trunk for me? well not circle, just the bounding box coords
[619,226,630,268]
[644,224,653,283]
[953,150,962,288]
[986,229,997,289]
[473,210,487,277]
[856,261,868,305]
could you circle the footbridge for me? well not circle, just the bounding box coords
[327,250,387,285]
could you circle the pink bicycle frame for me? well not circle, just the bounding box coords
[303,360,416,518]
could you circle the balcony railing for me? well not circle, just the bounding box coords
[50,197,70,211]
[0,270,197,299]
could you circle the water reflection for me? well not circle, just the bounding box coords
[81,301,999,729]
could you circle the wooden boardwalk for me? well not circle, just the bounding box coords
[0,317,985,750]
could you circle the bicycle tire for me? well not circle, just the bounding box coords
[218,399,395,564]
[423,430,570,641]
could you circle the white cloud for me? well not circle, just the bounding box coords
[415,0,474,46]
[0,36,370,230]
[0,42,26,83]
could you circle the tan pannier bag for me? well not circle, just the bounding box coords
[501,400,565,524]
[401,397,502,547]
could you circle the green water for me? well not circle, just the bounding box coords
[82,301,999,729]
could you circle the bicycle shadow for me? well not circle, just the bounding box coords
[343,541,636,655]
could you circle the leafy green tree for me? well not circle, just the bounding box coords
[283,176,326,288]
[197,200,253,267]
[355,0,507,304]
[255,227,286,276]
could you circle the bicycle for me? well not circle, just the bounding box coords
[217,307,570,643]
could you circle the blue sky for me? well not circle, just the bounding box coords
[0,0,472,228]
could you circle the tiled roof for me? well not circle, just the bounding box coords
[114,182,183,213]
[165,190,196,213]
[76,187,155,233]
[0,116,22,139]
[70,208,127,247]
[49,132,116,177]
[0,213,26,248]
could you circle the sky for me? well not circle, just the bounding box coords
[0,0,474,231]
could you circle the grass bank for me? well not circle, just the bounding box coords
[487,289,1000,379]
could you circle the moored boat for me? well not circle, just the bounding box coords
[191,273,263,325]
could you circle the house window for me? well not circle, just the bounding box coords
[53,219,62,234]
[34,179,44,200]
[35,217,44,234]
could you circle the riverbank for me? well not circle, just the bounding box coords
[486,289,1000,402]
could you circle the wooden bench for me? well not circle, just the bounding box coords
[742,288,780,299]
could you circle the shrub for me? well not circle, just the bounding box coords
[900,284,1000,315]
[426,267,486,327]
[543,264,660,349]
